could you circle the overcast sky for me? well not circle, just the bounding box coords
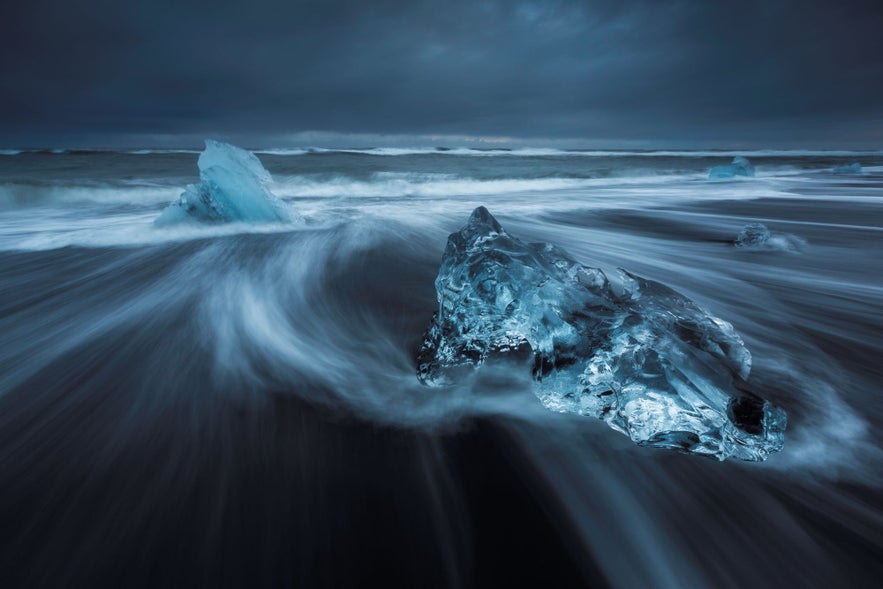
[2,0,882,147]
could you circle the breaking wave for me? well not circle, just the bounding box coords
[5,147,883,158]
[272,172,658,198]
[256,147,883,158]
[0,182,180,208]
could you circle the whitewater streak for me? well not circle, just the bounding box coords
[3,147,883,157]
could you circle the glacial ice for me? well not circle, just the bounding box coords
[735,223,771,247]
[709,156,755,179]
[417,207,786,461]
[735,223,804,253]
[833,162,862,175]
[155,140,290,225]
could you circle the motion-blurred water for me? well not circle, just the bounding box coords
[1,148,881,587]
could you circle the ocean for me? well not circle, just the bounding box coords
[1,147,881,587]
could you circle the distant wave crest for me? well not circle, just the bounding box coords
[4,147,882,159]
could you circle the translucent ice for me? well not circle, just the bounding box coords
[156,140,290,225]
[417,207,786,461]
[833,162,862,175]
[709,156,755,179]
[735,223,804,253]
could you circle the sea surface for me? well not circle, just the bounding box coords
[1,147,881,588]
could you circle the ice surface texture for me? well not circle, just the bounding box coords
[709,156,755,179]
[417,207,786,461]
[156,140,290,225]
[833,162,862,175]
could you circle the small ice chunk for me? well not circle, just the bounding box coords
[417,207,787,461]
[735,223,804,253]
[735,223,771,247]
[709,156,755,179]
[156,140,290,225]
[833,163,862,175]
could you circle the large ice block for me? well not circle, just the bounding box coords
[417,207,786,461]
[156,140,290,225]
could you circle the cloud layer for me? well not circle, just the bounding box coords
[2,0,882,146]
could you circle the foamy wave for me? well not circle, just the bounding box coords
[272,172,684,198]
[0,209,302,251]
[0,183,181,207]
[127,149,202,155]
[257,147,883,158]
[6,146,882,159]
[253,148,313,156]
[0,148,202,156]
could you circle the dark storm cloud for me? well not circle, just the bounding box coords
[1,0,882,146]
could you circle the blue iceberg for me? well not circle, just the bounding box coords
[417,207,786,461]
[833,162,862,175]
[156,140,291,225]
[709,156,755,179]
